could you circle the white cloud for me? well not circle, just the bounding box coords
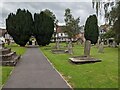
[0,2,105,28]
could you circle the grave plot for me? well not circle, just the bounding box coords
[69,56,101,64]
[0,41,21,66]
[69,40,102,64]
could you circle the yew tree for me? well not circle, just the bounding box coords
[6,9,33,46]
[34,11,54,46]
[84,15,99,44]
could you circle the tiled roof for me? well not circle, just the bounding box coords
[0,28,7,37]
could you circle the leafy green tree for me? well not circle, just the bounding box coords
[111,1,120,43]
[6,9,33,46]
[84,15,99,44]
[64,8,80,54]
[34,11,54,46]
[64,8,80,39]
[102,29,115,39]
[92,0,115,17]
[92,1,120,44]
[43,9,56,22]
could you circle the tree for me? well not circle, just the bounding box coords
[64,8,80,54]
[64,8,80,39]
[110,1,120,43]
[92,0,120,44]
[102,29,115,39]
[84,14,99,56]
[6,9,33,46]
[84,15,99,44]
[43,9,56,23]
[92,0,115,17]
[34,11,54,46]
[43,9,59,48]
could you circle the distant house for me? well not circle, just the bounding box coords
[51,25,68,42]
[51,25,85,43]
[0,28,7,42]
[99,24,112,34]
[0,28,7,37]
[0,28,14,43]
[75,25,85,43]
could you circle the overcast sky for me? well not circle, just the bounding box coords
[0,1,106,28]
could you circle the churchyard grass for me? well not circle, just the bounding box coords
[40,43,118,88]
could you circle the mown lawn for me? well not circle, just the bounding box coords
[40,43,118,88]
[0,44,26,88]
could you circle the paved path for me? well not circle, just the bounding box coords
[3,48,71,89]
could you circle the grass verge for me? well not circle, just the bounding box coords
[40,43,118,88]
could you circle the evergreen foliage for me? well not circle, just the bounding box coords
[84,15,99,44]
[6,9,54,46]
[64,8,80,38]
[6,9,33,46]
[34,11,54,46]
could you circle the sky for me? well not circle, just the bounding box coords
[0,1,106,29]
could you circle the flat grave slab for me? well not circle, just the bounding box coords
[69,56,101,64]
[52,49,65,54]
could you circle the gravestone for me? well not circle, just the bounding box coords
[96,38,100,48]
[56,40,60,49]
[69,40,102,64]
[68,41,73,54]
[84,40,91,57]
[98,42,104,53]
[112,41,116,47]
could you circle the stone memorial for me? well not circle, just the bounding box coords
[69,40,101,64]
[112,41,116,47]
[98,42,104,53]
[84,40,91,57]
[52,39,67,54]
[68,41,73,54]
[56,40,60,49]
[0,42,20,66]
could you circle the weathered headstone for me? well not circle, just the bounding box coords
[84,40,91,57]
[96,38,100,48]
[68,41,73,54]
[56,40,60,49]
[112,41,116,48]
[98,42,104,53]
